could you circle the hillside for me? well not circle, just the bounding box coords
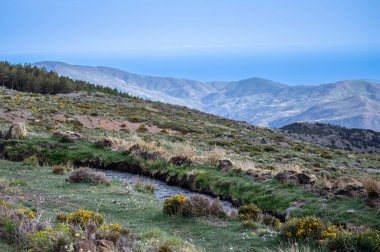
[281,122,380,154]
[0,64,380,251]
[34,61,380,131]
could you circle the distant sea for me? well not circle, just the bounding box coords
[1,51,380,85]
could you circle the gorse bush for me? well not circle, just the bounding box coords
[163,194,188,215]
[238,204,262,222]
[58,209,104,227]
[323,228,380,252]
[280,217,324,241]
[278,216,380,251]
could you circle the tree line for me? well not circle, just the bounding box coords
[0,61,132,98]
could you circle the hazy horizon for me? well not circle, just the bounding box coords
[1,0,380,85]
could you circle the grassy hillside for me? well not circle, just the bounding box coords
[0,82,379,251]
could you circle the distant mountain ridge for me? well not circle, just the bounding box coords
[34,61,380,132]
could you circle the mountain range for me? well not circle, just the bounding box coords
[34,61,380,132]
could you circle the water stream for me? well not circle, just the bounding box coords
[102,169,237,213]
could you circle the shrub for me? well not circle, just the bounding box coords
[52,164,72,174]
[68,168,111,186]
[163,195,188,215]
[56,213,69,222]
[163,194,226,218]
[238,204,262,222]
[280,217,324,241]
[98,223,130,243]
[136,125,148,133]
[23,155,39,166]
[363,177,380,197]
[324,228,380,252]
[63,209,104,227]
[0,178,9,192]
[262,214,282,229]
[5,123,27,139]
[18,208,35,219]
[186,195,226,218]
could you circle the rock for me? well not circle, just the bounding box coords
[53,130,82,142]
[346,209,356,214]
[218,160,233,171]
[97,239,115,252]
[74,240,97,252]
[5,123,27,139]
[170,156,191,166]
[132,149,159,161]
[98,137,126,149]
[275,171,317,185]
[296,173,317,184]
[333,178,365,197]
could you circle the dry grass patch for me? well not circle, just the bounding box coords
[363,177,380,197]
[203,147,227,165]
[0,178,9,192]
[68,168,111,186]
[133,177,156,194]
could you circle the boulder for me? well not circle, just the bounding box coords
[5,123,27,139]
[97,239,115,252]
[53,130,82,142]
[74,240,97,252]
[170,156,191,166]
[218,160,234,171]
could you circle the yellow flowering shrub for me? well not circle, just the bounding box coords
[56,212,69,222]
[322,225,338,239]
[66,209,104,227]
[163,194,188,215]
[18,208,35,219]
[324,228,380,252]
[280,217,324,240]
[238,204,262,221]
[0,199,12,208]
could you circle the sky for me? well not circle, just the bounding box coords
[0,0,379,84]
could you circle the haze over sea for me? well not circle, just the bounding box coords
[1,0,380,85]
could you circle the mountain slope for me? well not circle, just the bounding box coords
[281,122,380,154]
[34,61,380,131]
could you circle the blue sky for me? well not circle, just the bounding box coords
[1,0,379,84]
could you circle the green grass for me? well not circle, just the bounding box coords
[1,135,379,230]
[0,160,278,252]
